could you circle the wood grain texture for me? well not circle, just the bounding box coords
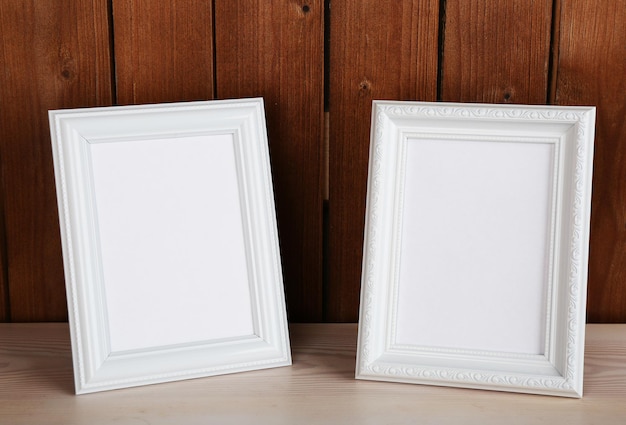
[214,0,325,321]
[0,323,625,423]
[1,1,624,324]
[552,1,626,322]
[0,0,113,321]
[440,0,553,104]
[112,0,214,104]
[327,0,439,321]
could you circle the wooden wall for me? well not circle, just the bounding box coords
[0,0,624,323]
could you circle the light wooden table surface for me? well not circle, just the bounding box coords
[1,323,625,424]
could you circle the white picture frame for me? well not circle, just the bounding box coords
[356,101,595,398]
[49,98,291,394]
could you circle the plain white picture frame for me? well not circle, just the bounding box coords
[49,98,291,394]
[356,101,596,398]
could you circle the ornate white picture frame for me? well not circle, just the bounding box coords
[49,98,291,394]
[356,101,595,397]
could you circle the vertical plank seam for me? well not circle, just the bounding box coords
[547,0,561,104]
[211,0,218,98]
[322,0,331,321]
[323,0,330,111]
[108,0,118,104]
[436,0,447,101]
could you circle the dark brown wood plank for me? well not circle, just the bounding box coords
[0,0,113,321]
[553,0,626,322]
[112,0,214,104]
[440,0,553,104]
[214,0,325,322]
[327,0,439,321]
